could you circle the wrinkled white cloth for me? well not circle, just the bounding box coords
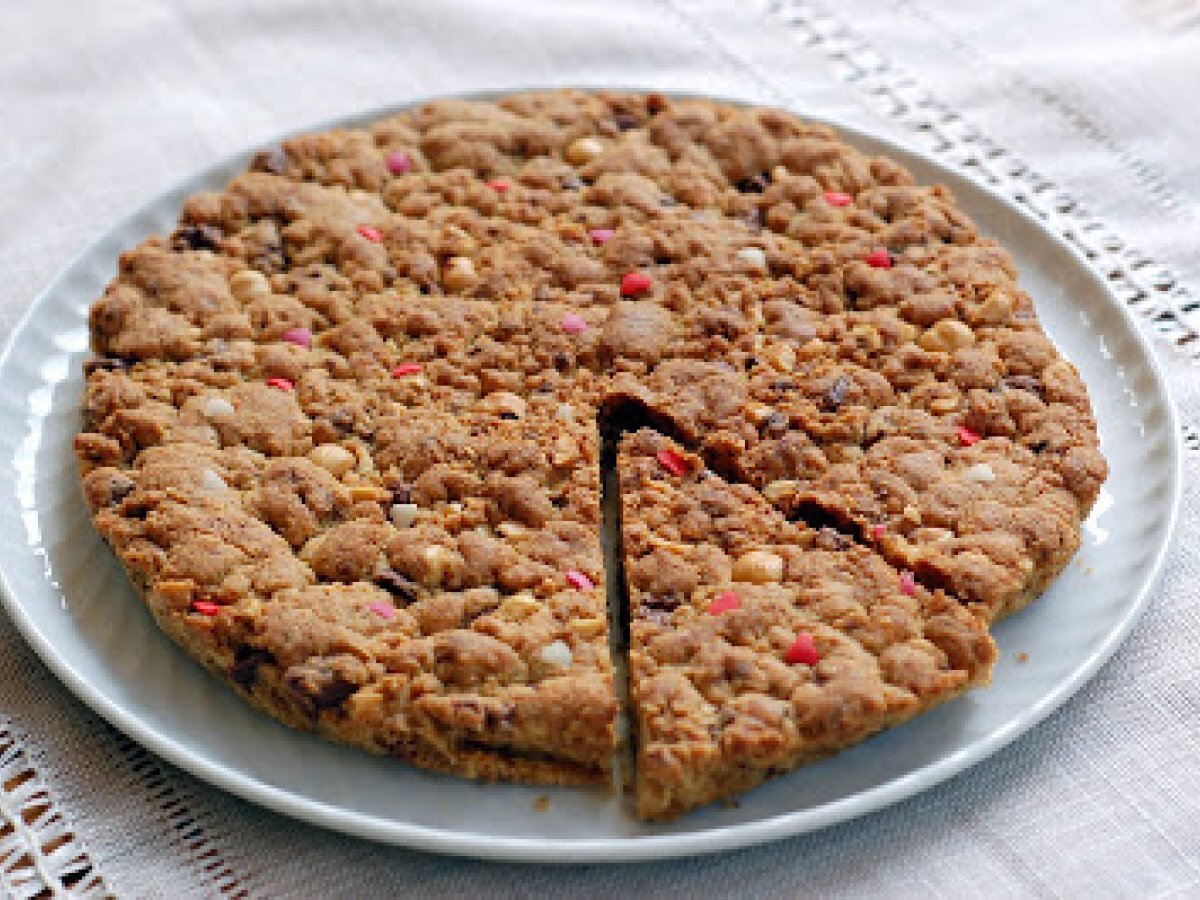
[2,0,1199,895]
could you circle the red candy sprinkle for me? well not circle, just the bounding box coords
[369,600,396,620]
[865,249,892,269]
[620,272,653,297]
[565,570,594,591]
[871,523,885,543]
[487,179,511,193]
[655,448,687,477]
[192,600,221,616]
[266,377,294,391]
[392,363,423,377]
[824,191,853,207]
[561,313,588,335]
[386,151,412,175]
[356,224,382,243]
[589,228,615,245]
[281,327,312,349]
[899,571,917,596]
[708,591,741,615]
[957,425,982,446]
[785,632,820,666]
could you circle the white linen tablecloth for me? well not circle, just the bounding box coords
[2,1,1199,895]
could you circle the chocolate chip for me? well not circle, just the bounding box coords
[390,484,413,505]
[770,379,796,392]
[823,375,851,412]
[253,147,289,175]
[83,356,130,376]
[640,595,682,614]
[171,224,223,252]
[613,112,639,131]
[375,569,419,603]
[735,173,770,194]
[230,646,274,690]
[499,411,519,421]
[815,527,851,551]
[1004,374,1045,398]
[553,351,571,372]
[285,664,357,713]
[763,412,789,437]
[1030,439,1049,454]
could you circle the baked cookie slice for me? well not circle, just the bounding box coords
[617,429,996,819]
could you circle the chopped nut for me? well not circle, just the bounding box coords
[499,593,542,619]
[976,290,1014,325]
[744,402,775,428]
[202,396,235,419]
[918,319,975,352]
[847,323,882,352]
[539,639,573,668]
[487,391,526,420]
[229,269,271,302]
[421,545,457,587]
[390,502,419,528]
[736,247,767,269]
[569,617,605,638]
[496,522,525,538]
[310,443,356,476]
[349,484,391,503]
[565,136,604,166]
[762,480,800,503]
[443,256,477,292]
[929,396,960,414]
[732,550,784,584]
[963,463,996,484]
[200,469,228,493]
[763,342,796,372]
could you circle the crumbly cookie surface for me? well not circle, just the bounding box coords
[75,90,1103,814]
[618,429,995,820]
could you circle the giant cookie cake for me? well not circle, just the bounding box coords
[74,90,1106,820]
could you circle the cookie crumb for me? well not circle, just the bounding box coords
[1017,652,1029,664]
[534,795,550,812]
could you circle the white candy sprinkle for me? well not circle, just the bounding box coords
[202,397,235,419]
[556,403,575,422]
[736,247,767,269]
[390,502,419,528]
[539,640,573,669]
[963,463,996,484]
[200,469,228,493]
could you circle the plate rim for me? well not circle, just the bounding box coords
[0,87,1182,863]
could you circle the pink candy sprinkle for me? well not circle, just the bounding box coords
[865,249,892,269]
[561,313,588,335]
[899,571,917,596]
[785,632,820,666]
[386,151,412,175]
[192,600,220,616]
[589,228,615,245]
[281,327,312,349]
[620,272,653,297]
[357,224,382,243]
[957,425,982,447]
[655,448,687,477]
[392,363,422,377]
[708,591,741,616]
[824,191,853,207]
[487,179,511,193]
[369,600,396,620]
[566,570,594,591]
[266,377,294,392]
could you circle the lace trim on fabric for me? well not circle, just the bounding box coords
[759,0,1200,361]
[0,718,109,898]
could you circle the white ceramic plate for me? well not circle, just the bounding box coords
[0,93,1180,863]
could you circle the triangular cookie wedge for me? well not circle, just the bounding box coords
[617,429,996,820]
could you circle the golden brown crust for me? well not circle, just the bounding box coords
[73,90,1102,817]
[618,430,995,819]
